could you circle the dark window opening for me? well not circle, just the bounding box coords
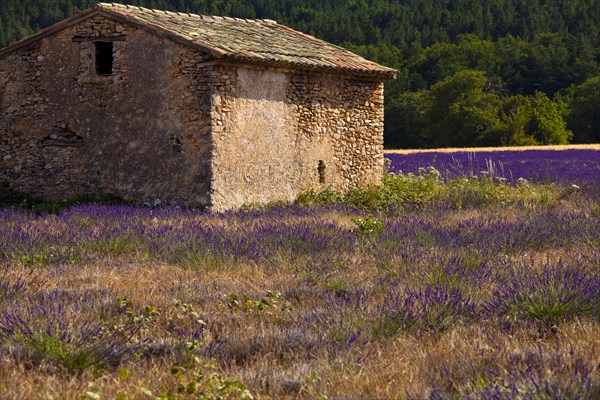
[95,41,113,75]
[170,135,183,153]
[318,160,326,184]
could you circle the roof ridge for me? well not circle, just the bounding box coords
[95,2,396,78]
[97,3,277,24]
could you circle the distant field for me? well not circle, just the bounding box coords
[385,146,600,186]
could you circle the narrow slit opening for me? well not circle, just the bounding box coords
[318,160,326,184]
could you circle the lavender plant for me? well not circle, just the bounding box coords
[309,291,369,350]
[412,346,599,399]
[485,261,600,328]
[0,289,145,372]
[0,267,38,306]
[373,285,476,339]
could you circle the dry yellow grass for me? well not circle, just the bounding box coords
[385,143,600,154]
[2,236,597,398]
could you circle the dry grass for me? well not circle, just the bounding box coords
[2,319,598,399]
[0,183,598,399]
[2,265,599,397]
[385,143,600,154]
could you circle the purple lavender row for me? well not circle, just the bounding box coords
[385,149,600,185]
[0,205,597,268]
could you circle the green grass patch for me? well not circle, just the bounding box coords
[298,171,561,211]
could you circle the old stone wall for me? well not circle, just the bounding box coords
[0,15,213,205]
[210,65,384,210]
[289,73,384,191]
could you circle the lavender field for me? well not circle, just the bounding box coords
[385,148,600,186]
[0,149,599,399]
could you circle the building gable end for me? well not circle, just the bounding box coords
[0,7,223,60]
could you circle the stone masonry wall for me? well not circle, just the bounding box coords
[210,65,384,210]
[289,73,384,191]
[0,15,213,205]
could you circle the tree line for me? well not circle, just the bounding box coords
[1,0,598,147]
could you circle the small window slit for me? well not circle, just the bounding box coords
[318,160,326,184]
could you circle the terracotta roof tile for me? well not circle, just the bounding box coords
[95,2,396,79]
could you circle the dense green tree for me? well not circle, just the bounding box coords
[384,91,427,149]
[421,70,503,147]
[393,71,572,148]
[1,0,598,147]
[525,92,572,145]
[561,77,600,144]
[498,92,572,146]
[411,35,501,90]
[498,95,538,146]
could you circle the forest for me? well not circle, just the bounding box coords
[1,0,598,148]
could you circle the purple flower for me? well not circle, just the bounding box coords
[484,260,600,327]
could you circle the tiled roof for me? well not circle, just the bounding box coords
[96,3,396,78]
[0,3,397,79]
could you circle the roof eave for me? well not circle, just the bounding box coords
[223,56,398,80]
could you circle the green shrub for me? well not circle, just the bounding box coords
[296,168,561,212]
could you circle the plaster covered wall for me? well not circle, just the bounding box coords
[0,15,213,205]
[211,66,298,209]
[211,65,384,210]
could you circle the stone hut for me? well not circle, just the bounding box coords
[0,3,396,210]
